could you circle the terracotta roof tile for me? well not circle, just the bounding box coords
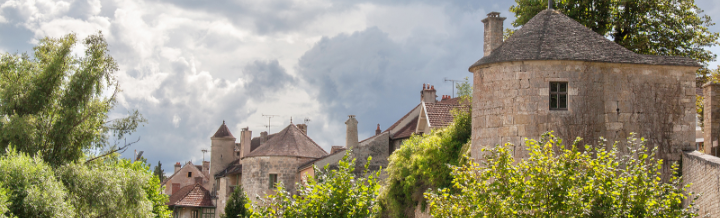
[167,183,214,207]
[213,121,234,138]
[470,9,700,70]
[245,124,328,158]
[425,98,468,128]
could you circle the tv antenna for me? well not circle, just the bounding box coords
[444,77,463,98]
[262,114,280,133]
[201,149,207,162]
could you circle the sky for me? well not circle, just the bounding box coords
[1,0,718,174]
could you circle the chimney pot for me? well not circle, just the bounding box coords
[376,124,381,135]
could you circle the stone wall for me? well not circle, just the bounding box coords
[471,60,696,175]
[353,132,390,175]
[682,151,720,217]
[241,156,312,201]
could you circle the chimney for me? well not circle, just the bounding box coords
[174,162,181,174]
[172,183,180,195]
[240,127,252,158]
[296,124,308,135]
[202,161,209,174]
[345,115,359,149]
[482,12,506,56]
[260,131,268,144]
[704,82,720,156]
[376,124,381,135]
[421,84,437,103]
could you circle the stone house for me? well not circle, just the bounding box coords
[300,84,466,178]
[162,161,213,217]
[469,10,699,176]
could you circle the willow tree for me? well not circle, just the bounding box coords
[0,32,145,166]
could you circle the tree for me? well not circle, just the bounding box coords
[509,0,719,72]
[249,151,381,217]
[0,147,74,218]
[154,161,167,182]
[0,32,146,166]
[455,77,472,99]
[224,185,249,218]
[377,108,471,217]
[425,132,699,217]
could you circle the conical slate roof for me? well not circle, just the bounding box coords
[213,121,234,138]
[469,9,701,70]
[245,124,327,158]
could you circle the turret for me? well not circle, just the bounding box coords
[210,120,236,178]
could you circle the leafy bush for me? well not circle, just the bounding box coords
[224,185,250,218]
[377,108,471,217]
[250,151,381,217]
[0,147,74,218]
[425,133,699,217]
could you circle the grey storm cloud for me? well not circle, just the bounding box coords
[244,60,295,99]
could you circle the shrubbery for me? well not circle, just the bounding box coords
[425,133,699,217]
[250,151,381,217]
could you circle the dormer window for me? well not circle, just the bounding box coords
[550,82,568,110]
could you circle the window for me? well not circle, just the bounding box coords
[269,174,278,189]
[549,82,568,110]
[201,208,215,218]
[187,172,192,177]
[191,210,199,218]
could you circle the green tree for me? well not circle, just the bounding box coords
[455,77,472,99]
[250,151,381,217]
[0,147,74,218]
[223,185,249,218]
[425,132,699,217]
[0,183,12,218]
[377,108,471,217]
[509,0,719,71]
[154,161,167,182]
[0,32,145,166]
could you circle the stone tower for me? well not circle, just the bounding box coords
[469,10,699,174]
[210,121,236,178]
[346,115,359,149]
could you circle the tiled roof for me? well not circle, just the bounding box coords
[425,101,468,128]
[250,133,276,151]
[245,124,328,158]
[213,121,234,138]
[167,183,214,207]
[470,9,700,70]
[215,160,242,178]
[383,104,421,135]
[392,116,418,139]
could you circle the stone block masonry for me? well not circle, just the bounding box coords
[682,151,720,217]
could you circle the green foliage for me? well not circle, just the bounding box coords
[154,161,167,182]
[425,132,699,217]
[0,32,146,166]
[250,151,381,217]
[0,183,12,218]
[377,108,471,217]
[510,0,719,69]
[455,77,472,99]
[225,185,250,218]
[0,147,74,218]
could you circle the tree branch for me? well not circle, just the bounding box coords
[85,136,140,164]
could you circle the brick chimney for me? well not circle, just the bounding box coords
[174,162,181,174]
[421,84,437,103]
[704,82,720,156]
[346,115,359,149]
[260,131,268,144]
[240,127,252,158]
[296,124,308,135]
[482,12,506,56]
[376,124,381,135]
